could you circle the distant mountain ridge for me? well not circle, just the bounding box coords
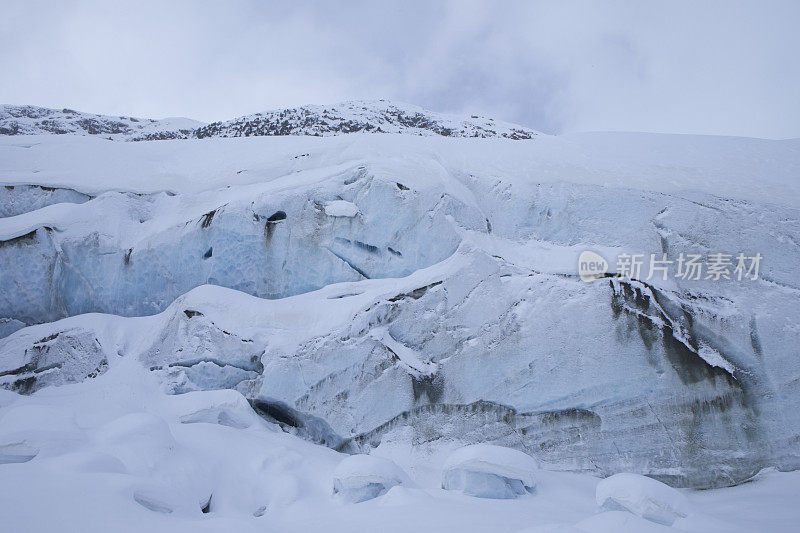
[0,105,204,140]
[194,100,539,140]
[0,100,539,141]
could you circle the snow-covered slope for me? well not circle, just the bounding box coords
[0,105,204,140]
[193,100,539,139]
[3,360,799,532]
[0,111,799,492]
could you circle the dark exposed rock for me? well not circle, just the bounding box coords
[0,105,202,140]
[200,210,216,228]
[266,210,287,223]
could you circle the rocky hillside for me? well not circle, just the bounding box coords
[0,101,539,141]
[194,100,539,140]
[0,105,203,140]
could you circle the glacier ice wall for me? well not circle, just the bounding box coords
[1,133,799,489]
[256,245,799,488]
[0,166,466,325]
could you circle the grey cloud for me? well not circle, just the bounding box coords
[1,0,798,138]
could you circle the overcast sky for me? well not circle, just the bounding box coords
[1,0,799,138]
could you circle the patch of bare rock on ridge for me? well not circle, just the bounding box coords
[0,105,202,140]
[0,100,539,141]
[193,100,539,139]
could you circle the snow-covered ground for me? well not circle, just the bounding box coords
[1,129,797,203]
[1,101,799,530]
[1,362,798,532]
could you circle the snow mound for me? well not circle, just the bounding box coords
[165,388,261,429]
[57,450,128,474]
[442,444,538,498]
[93,412,177,473]
[595,473,692,526]
[324,199,359,217]
[332,454,410,503]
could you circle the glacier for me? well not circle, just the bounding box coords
[0,108,799,496]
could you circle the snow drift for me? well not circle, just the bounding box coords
[596,473,692,525]
[332,454,410,502]
[442,444,538,498]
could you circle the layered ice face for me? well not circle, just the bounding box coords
[0,130,799,489]
[0,165,463,324]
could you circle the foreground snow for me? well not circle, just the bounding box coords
[0,362,798,533]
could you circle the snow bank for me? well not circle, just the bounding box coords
[442,444,538,498]
[0,358,799,532]
[332,454,410,503]
[1,129,797,205]
[595,473,692,525]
